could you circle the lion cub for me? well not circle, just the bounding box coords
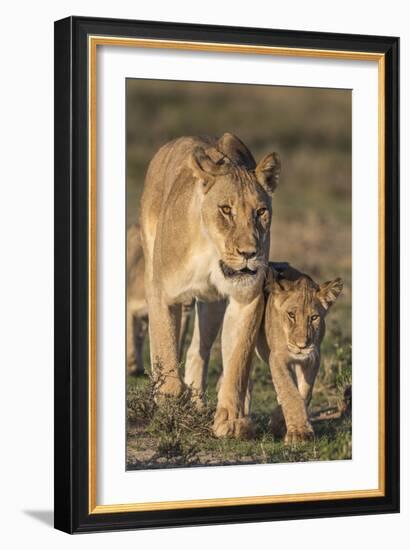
[256,263,343,444]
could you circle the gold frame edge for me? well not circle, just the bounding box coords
[88,35,386,514]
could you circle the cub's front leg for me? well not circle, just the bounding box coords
[269,354,314,444]
[213,294,264,439]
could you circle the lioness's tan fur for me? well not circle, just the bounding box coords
[140,133,280,437]
[127,223,192,375]
[256,263,343,443]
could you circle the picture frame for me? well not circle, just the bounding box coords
[54,15,400,533]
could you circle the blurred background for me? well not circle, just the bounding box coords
[126,79,351,336]
[126,79,352,467]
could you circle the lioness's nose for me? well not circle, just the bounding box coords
[296,340,308,349]
[237,248,257,259]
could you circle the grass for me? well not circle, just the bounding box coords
[127,367,214,466]
[126,323,352,469]
[126,79,352,468]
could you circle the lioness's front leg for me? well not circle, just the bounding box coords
[184,300,226,406]
[213,294,264,439]
[145,284,184,397]
[270,354,314,444]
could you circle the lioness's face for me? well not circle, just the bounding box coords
[191,147,281,289]
[202,174,272,286]
[273,275,343,359]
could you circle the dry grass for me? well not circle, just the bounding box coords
[127,363,214,466]
[127,323,352,469]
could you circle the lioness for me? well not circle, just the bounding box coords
[127,223,192,376]
[140,133,280,438]
[256,263,343,443]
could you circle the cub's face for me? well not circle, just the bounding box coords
[271,274,343,360]
[191,146,281,289]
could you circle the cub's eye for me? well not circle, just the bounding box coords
[287,311,296,320]
[256,207,267,217]
[220,205,232,215]
[311,314,319,321]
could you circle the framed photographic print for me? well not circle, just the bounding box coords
[54,16,399,533]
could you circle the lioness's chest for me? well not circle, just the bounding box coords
[163,248,225,304]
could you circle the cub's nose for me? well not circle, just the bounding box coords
[236,248,257,260]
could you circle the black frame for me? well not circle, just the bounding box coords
[54,16,400,534]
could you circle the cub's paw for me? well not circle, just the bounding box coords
[284,424,314,445]
[213,408,255,439]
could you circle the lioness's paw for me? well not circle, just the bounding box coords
[127,362,145,377]
[284,424,314,445]
[155,376,185,400]
[192,394,206,411]
[213,408,255,439]
[186,387,206,410]
[270,406,286,437]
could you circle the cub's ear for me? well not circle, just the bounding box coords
[318,278,343,310]
[190,146,230,194]
[255,152,281,195]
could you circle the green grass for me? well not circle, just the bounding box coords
[126,323,352,469]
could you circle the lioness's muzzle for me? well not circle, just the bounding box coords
[219,260,258,279]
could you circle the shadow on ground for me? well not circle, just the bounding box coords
[23,510,54,527]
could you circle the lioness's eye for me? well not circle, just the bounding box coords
[220,205,232,215]
[256,207,267,217]
[288,311,295,320]
[311,314,319,321]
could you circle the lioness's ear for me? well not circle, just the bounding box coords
[217,132,256,169]
[190,146,230,194]
[255,152,281,195]
[264,265,278,292]
[318,278,343,310]
[264,265,289,294]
